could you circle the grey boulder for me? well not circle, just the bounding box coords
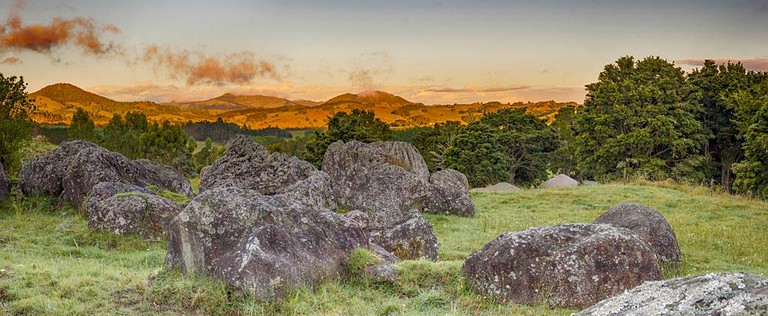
[594,202,682,266]
[576,272,768,315]
[461,224,662,308]
[425,169,475,217]
[85,182,182,238]
[539,174,579,188]
[199,135,317,194]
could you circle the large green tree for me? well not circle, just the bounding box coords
[444,122,508,188]
[411,121,463,171]
[550,105,579,176]
[304,109,392,166]
[0,73,35,174]
[478,108,559,185]
[68,108,96,141]
[573,56,707,181]
[688,60,754,190]
[730,75,768,199]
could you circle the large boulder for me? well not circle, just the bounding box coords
[166,172,369,300]
[539,174,579,188]
[425,169,475,217]
[18,140,193,207]
[576,272,768,315]
[322,141,429,212]
[462,224,662,308]
[594,202,682,266]
[85,182,182,238]
[322,141,438,260]
[0,161,8,200]
[200,135,317,194]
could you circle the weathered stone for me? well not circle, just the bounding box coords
[369,141,430,182]
[462,224,662,308]
[0,161,8,200]
[539,174,579,188]
[425,169,475,217]
[322,140,438,260]
[18,140,193,207]
[471,182,521,193]
[200,135,317,194]
[166,173,368,301]
[85,182,182,238]
[576,272,768,316]
[594,202,682,266]
[365,263,398,283]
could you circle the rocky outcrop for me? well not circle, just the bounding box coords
[539,174,579,188]
[594,202,682,266]
[85,182,182,238]
[0,161,8,200]
[200,135,317,194]
[18,140,193,207]
[462,224,662,308]
[425,169,475,217]
[471,182,521,193]
[166,172,369,301]
[322,141,438,260]
[576,272,768,315]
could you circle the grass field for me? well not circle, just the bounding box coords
[1,183,766,315]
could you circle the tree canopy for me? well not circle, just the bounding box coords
[0,73,35,173]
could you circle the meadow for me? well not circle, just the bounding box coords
[1,182,766,315]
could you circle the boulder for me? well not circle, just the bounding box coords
[85,182,182,238]
[594,202,682,266]
[539,174,579,188]
[322,141,438,260]
[462,224,662,308]
[0,161,8,200]
[425,169,475,217]
[18,140,193,207]
[369,141,430,182]
[471,182,521,193]
[322,140,429,212]
[576,272,768,315]
[365,263,398,283]
[200,135,317,194]
[165,172,369,301]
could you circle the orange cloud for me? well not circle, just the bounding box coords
[0,0,121,55]
[677,58,768,71]
[141,45,279,86]
[0,56,20,64]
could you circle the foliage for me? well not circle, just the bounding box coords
[346,248,381,277]
[444,123,508,188]
[479,108,559,185]
[67,108,96,142]
[0,73,35,175]
[183,118,291,143]
[411,121,463,171]
[192,138,224,173]
[730,77,768,199]
[572,56,707,182]
[304,109,392,166]
[550,105,580,176]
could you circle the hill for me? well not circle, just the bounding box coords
[28,83,578,128]
[1,183,765,314]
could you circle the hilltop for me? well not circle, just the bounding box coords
[28,83,578,128]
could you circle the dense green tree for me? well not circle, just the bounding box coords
[411,121,463,171]
[0,73,35,174]
[730,76,768,199]
[444,123,508,188]
[68,108,96,141]
[101,113,128,153]
[192,138,223,173]
[140,121,194,174]
[688,60,754,190]
[304,109,392,166]
[550,105,580,176]
[573,56,707,181]
[479,108,559,185]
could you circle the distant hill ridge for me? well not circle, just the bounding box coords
[28,83,578,129]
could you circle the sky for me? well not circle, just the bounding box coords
[1,0,767,104]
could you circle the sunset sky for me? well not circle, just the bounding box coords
[1,0,767,104]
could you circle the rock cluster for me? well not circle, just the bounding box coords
[462,201,683,309]
[576,272,768,315]
[462,224,662,308]
[18,140,192,237]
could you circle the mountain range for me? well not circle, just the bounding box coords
[29,83,578,129]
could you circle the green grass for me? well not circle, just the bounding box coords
[1,184,767,315]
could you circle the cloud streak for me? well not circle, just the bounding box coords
[0,0,121,55]
[424,85,530,93]
[677,58,768,72]
[0,56,20,64]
